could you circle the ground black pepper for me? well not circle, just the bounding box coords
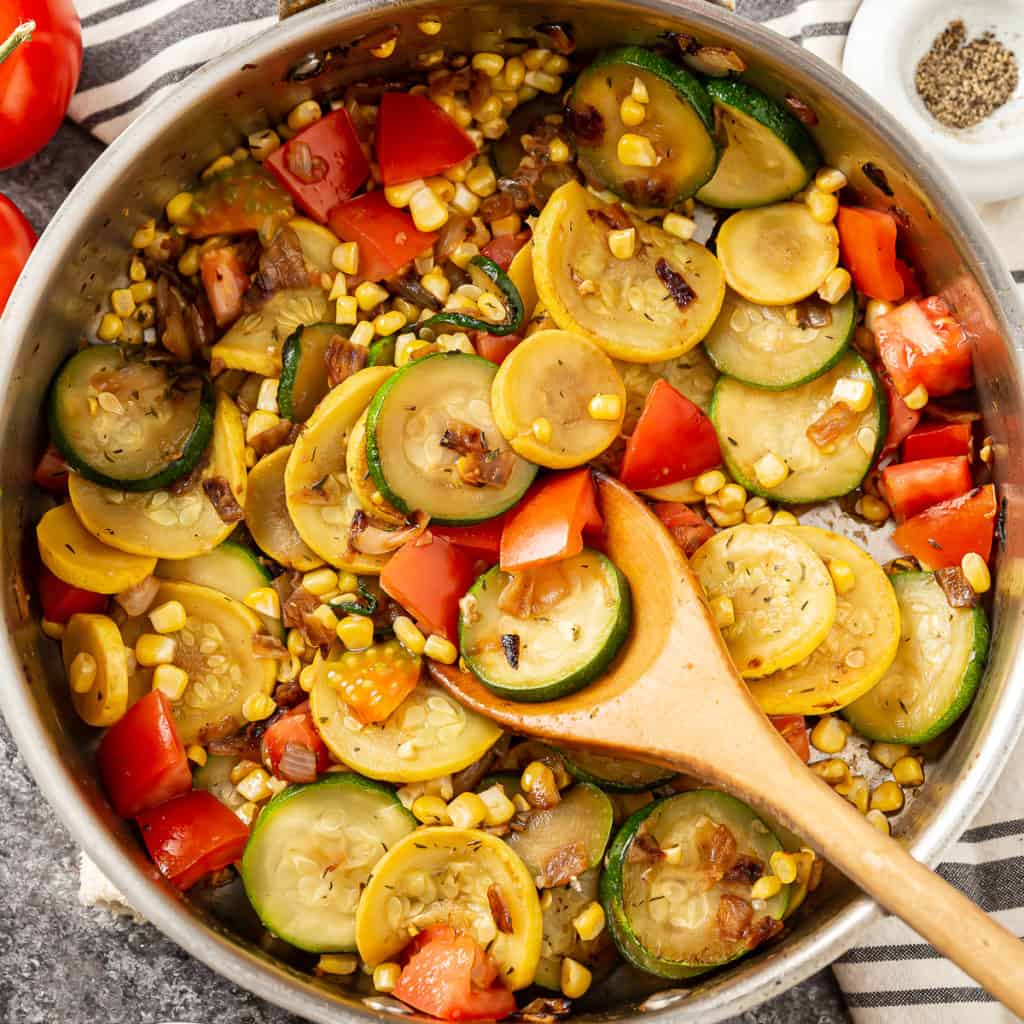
[914,19,1018,130]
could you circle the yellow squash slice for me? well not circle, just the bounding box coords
[691,524,836,679]
[356,827,543,989]
[62,613,130,727]
[69,393,247,561]
[346,411,405,526]
[492,329,625,468]
[246,446,323,572]
[532,181,725,363]
[508,241,538,319]
[287,217,342,275]
[749,527,900,714]
[37,503,156,594]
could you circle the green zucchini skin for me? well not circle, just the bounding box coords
[600,790,788,979]
[843,572,990,744]
[279,322,347,422]
[48,347,214,492]
[559,748,675,792]
[367,334,397,367]
[697,78,820,209]
[459,550,632,702]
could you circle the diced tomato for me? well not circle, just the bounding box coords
[381,532,478,641]
[881,456,973,524]
[375,93,477,186]
[33,445,69,494]
[877,365,921,458]
[393,925,517,1022]
[892,483,997,570]
[500,469,603,572]
[431,518,505,560]
[186,159,294,239]
[894,258,920,300]
[619,380,720,490]
[875,296,973,399]
[261,701,331,778]
[902,422,972,462]
[326,639,422,725]
[97,691,192,818]
[480,230,531,271]
[654,502,714,559]
[836,207,904,303]
[200,247,250,327]
[328,191,438,282]
[474,332,522,365]
[265,109,370,223]
[136,790,250,891]
[38,567,106,623]
[771,715,810,763]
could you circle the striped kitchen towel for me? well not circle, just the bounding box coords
[68,0,1024,1020]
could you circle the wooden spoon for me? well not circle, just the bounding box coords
[430,475,1024,1011]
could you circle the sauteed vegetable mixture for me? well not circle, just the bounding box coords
[31,30,997,1018]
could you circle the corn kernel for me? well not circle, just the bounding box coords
[769,851,798,885]
[746,504,774,525]
[384,178,426,208]
[97,313,123,341]
[417,16,442,34]
[41,619,65,640]
[110,288,136,319]
[709,595,735,629]
[870,780,905,814]
[806,190,839,224]
[572,902,606,942]
[373,962,402,993]
[186,744,207,767]
[424,633,458,664]
[150,600,186,634]
[332,295,357,326]
[128,256,147,283]
[391,615,426,656]
[754,452,789,489]
[902,383,929,410]
[824,559,855,597]
[856,494,890,523]
[255,378,280,415]
[814,167,847,193]
[163,192,193,226]
[355,281,389,311]
[465,163,497,198]
[330,241,359,276]
[522,416,552,447]
[451,242,480,269]
[524,69,561,94]
[865,299,894,332]
[811,758,850,785]
[662,212,697,241]
[447,791,488,829]
[153,663,189,701]
[370,36,397,59]
[751,874,782,900]
[135,633,177,668]
[247,128,281,162]
[478,784,516,826]
[173,245,200,278]
[811,715,851,755]
[287,100,322,133]
[715,483,747,512]
[893,755,925,787]
[412,794,451,825]
[619,96,646,127]
[235,801,259,826]
[961,552,991,594]
[244,586,281,620]
[471,51,505,77]
[237,766,274,802]
[450,181,481,216]
[373,310,406,338]
[694,469,727,496]
[818,267,852,304]
[606,226,637,261]
[866,808,891,835]
[544,137,570,164]
[868,741,910,769]
[617,133,658,168]
[336,614,374,651]
[588,393,623,421]
[561,957,593,1000]
[299,663,317,693]
[242,693,276,723]
[318,953,359,975]
[836,774,869,813]
[69,652,97,694]
[708,506,743,527]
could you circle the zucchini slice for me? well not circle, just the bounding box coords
[157,540,283,639]
[568,47,718,206]
[703,289,855,390]
[690,525,836,679]
[559,747,675,792]
[711,352,886,503]
[506,782,614,887]
[285,366,410,573]
[69,393,247,560]
[355,826,543,990]
[346,411,405,526]
[491,329,625,469]
[535,868,618,990]
[211,289,328,377]
[245,445,323,572]
[192,753,246,810]
[287,216,341,275]
[242,773,416,953]
[843,572,989,744]
[749,527,900,715]
[37,503,156,594]
[114,580,276,746]
[365,352,537,525]
[533,182,725,364]
[616,348,719,431]
[279,322,347,423]
[459,550,632,702]
[62,614,130,727]
[600,791,788,978]
[716,203,839,306]
[696,79,819,210]
[310,677,502,783]
[48,345,213,491]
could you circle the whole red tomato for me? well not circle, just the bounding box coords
[0,1,82,170]
[0,194,36,316]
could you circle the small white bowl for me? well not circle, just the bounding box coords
[843,0,1024,202]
